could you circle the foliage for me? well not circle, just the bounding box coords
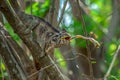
[25,0,50,17]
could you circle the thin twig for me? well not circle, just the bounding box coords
[56,53,89,63]
[27,64,53,79]
[77,0,90,15]
[104,45,120,80]
[47,0,59,28]
[57,0,68,27]
[27,52,89,79]
[77,0,94,79]
[48,0,54,23]
[30,0,32,15]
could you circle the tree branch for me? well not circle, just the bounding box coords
[47,0,59,27]
[9,0,22,12]
[0,22,27,80]
[104,45,120,80]
[69,0,94,79]
[57,0,68,27]
[0,22,37,80]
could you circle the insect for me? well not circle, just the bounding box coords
[61,34,100,48]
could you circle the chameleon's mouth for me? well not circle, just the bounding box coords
[64,36,71,40]
[61,36,71,40]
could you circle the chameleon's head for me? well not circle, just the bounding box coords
[51,31,71,47]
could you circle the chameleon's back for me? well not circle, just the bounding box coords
[34,17,71,53]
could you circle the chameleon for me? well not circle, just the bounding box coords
[17,12,71,53]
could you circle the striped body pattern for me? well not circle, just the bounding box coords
[35,18,71,53]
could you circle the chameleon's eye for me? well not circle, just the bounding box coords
[47,32,54,37]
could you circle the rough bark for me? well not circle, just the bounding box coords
[0,22,38,80]
[0,23,27,80]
